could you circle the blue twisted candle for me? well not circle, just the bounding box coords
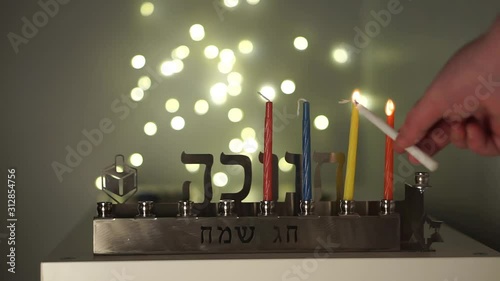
[301,100,312,201]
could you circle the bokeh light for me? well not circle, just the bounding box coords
[223,0,239,8]
[172,45,190,60]
[243,138,258,153]
[129,153,144,167]
[171,116,186,130]
[332,47,349,64]
[229,138,244,153]
[281,80,296,94]
[194,99,209,115]
[189,24,205,41]
[144,122,157,136]
[160,60,176,76]
[259,85,276,101]
[210,83,228,105]
[204,45,219,59]
[130,87,144,102]
[241,127,256,140]
[165,98,180,113]
[172,59,184,73]
[138,76,152,90]
[116,165,124,173]
[213,172,229,187]
[227,72,243,84]
[227,83,242,96]
[314,115,329,130]
[279,157,293,172]
[220,49,236,63]
[294,36,308,51]
[228,108,244,122]
[247,0,260,5]
[131,55,146,69]
[218,61,234,74]
[140,2,154,16]
[95,176,103,190]
[238,40,253,54]
[185,164,200,173]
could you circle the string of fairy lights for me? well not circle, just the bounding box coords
[95,0,366,191]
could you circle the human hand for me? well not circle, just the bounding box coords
[395,16,500,162]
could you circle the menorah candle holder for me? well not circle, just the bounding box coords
[177,200,194,217]
[379,199,395,215]
[259,200,275,216]
[339,200,356,216]
[136,201,155,218]
[96,202,113,218]
[299,200,314,216]
[218,199,236,217]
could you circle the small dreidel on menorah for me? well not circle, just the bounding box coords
[101,155,138,203]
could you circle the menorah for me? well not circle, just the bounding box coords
[93,153,442,255]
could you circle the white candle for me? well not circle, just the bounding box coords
[356,102,439,172]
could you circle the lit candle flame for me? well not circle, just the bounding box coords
[352,89,361,104]
[385,99,395,116]
[339,89,368,107]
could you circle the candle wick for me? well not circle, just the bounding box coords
[297,98,308,116]
[257,92,271,102]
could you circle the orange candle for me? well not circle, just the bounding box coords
[384,99,395,200]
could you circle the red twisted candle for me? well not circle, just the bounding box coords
[263,101,273,201]
[384,99,395,200]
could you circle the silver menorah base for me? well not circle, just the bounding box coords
[93,172,442,255]
[93,212,400,255]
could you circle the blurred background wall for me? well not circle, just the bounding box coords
[2,1,500,280]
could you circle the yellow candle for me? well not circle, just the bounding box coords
[343,90,360,201]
